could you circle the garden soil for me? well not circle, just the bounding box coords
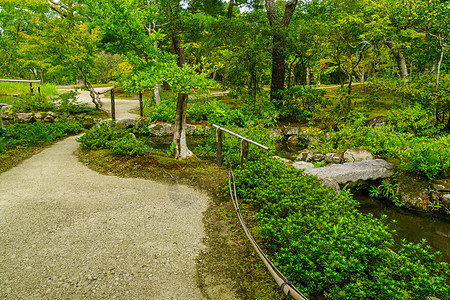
[0,88,244,299]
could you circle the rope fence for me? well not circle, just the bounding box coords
[228,168,309,300]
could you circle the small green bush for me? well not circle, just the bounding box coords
[397,136,450,179]
[77,121,149,156]
[144,99,176,122]
[233,158,449,299]
[280,86,329,122]
[2,121,83,147]
[10,94,57,113]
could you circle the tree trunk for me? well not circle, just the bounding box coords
[384,38,408,81]
[171,35,192,159]
[154,83,161,105]
[227,0,235,19]
[434,38,445,124]
[265,0,298,105]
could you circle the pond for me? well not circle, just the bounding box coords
[355,192,450,263]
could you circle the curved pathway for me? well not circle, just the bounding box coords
[0,89,241,299]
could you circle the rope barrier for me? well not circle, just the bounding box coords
[228,168,309,300]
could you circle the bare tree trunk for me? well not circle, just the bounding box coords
[171,36,192,159]
[227,0,235,19]
[433,35,445,124]
[384,38,408,81]
[78,65,102,109]
[306,68,311,86]
[265,0,298,105]
[154,83,161,105]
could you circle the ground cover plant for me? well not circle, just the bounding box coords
[232,157,450,299]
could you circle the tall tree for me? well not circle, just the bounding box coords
[265,0,299,105]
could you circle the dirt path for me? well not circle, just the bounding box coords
[0,89,243,299]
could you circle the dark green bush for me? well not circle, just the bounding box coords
[280,86,329,122]
[2,120,83,147]
[188,100,245,126]
[233,158,449,299]
[77,121,149,156]
[10,94,57,113]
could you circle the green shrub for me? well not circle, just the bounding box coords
[2,121,83,147]
[386,103,442,136]
[10,94,57,113]
[53,91,96,114]
[188,100,245,126]
[77,121,126,150]
[77,121,149,156]
[280,86,329,122]
[144,99,176,122]
[233,158,449,299]
[397,136,450,179]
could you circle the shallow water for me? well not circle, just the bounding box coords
[354,192,450,263]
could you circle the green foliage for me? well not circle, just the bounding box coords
[188,100,245,126]
[386,103,443,136]
[9,94,57,113]
[53,91,96,114]
[397,136,450,179]
[369,179,402,206]
[77,121,148,156]
[194,125,274,166]
[233,158,449,299]
[144,99,177,123]
[280,86,330,122]
[1,120,83,148]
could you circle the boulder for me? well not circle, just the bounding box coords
[269,128,284,139]
[367,116,387,128]
[286,135,299,146]
[148,122,174,136]
[306,153,325,162]
[304,159,397,185]
[44,115,54,122]
[284,126,299,136]
[397,174,430,211]
[15,113,33,122]
[34,113,43,120]
[272,156,293,165]
[343,148,374,162]
[117,118,136,128]
[325,153,342,164]
[296,150,313,161]
[2,112,12,120]
[292,161,315,171]
[321,178,341,194]
[0,104,12,111]
[46,111,59,118]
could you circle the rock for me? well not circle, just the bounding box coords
[15,113,33,122]
[286,135,299,146]
[431,180,450,192]
[284,126,299,136]
[443,194,450,201]
[397,174,430,210]
[46,111,59,118]
[325,153,342,164]
[303,159,397,185]
[117,118,136,128]
[321,178,340,194]
[2,112,12,120]
[272,156,293,165]
[292,161,315,171]
[34,113,43,120]
[44,115,54,122]
[185,124,200,135]
[306,153,325,162]
[367,116,387,128]
[1,104,12,111]
[296,150,313,161]
[269,128,284,139]
[148,122,174,136]
[343,148,374,162]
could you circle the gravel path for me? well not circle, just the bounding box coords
[0,136,210,299]
[0,88,242,299]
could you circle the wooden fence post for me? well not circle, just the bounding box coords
[240,139,249,167]
[30,82,33,93]
[37,86,41,94]
[111,89,115,120]
[217,128,223,167]
[139,91,143,117]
